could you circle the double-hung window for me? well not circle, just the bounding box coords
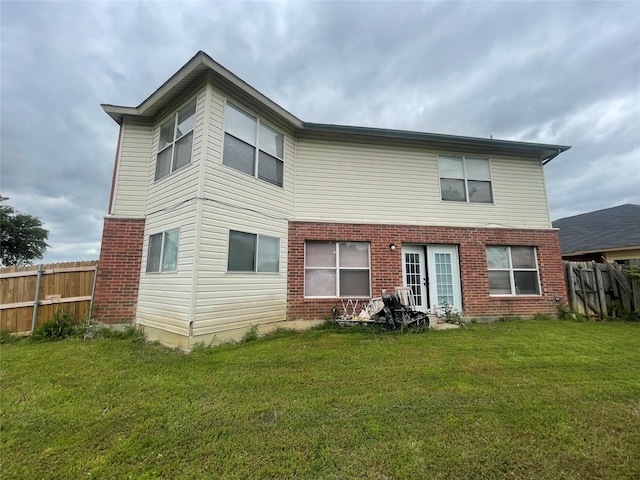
[227,230,280,273]
[223,102,284,187]
[305,242,371,297]
[146,228,180,273]
[486,246,540,295]
[438,155,493,203]
[155,99,197,181]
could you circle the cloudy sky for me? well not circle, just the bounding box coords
[2,1,639,264]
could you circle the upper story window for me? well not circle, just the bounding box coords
[223,102,284,187]
[155,99,197,181]
[438,155,493,203]
[486,246,540,295]
[146,228,180,273]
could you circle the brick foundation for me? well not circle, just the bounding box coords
[287,221,567,321]
[93,217,146,323]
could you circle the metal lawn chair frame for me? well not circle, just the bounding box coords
[333,288,429,330]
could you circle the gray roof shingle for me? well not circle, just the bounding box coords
[552,204,640,255]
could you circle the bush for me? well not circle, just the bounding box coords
[557,305,587,322]
[241,325,259,343]
[32,310,84,341]
[606,301,640,322]
[0,329,19,344]
[91,324,145,341]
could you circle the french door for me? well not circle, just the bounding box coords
[427,245,462,313]
[402,245,462,314]
[402,246,428,312]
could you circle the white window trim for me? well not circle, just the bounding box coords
[223,100,285,187]
[487,245,541,296]
[154,97,197,182]
[438,155,494,204]
[304,241,372,298]
[226,230,281,274]
[146,228,180,273]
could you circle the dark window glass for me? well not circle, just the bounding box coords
[155,148,172,181]
[514,271,540,295]
[146,233,163,272]
[223,134,256,176]
[339,270,370,297]
[468,180,493,203]
[228,230,256,271]
[173,132,193,171]
[441,178,466,201]
[257,151,283,187]
[488,271,511,295]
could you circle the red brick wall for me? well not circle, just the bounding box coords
[287,221,567,321]
[93,217,145,323]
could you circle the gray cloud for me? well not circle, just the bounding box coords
[1,0,638,263]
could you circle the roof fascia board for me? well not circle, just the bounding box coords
[301,122,571,157]
[199,55,303,129]
[101,105,139,124]
[102,50,207,125]
[102,51,303,128]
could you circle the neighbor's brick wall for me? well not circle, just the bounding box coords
[93,217,145,323]
[287,221,567,321]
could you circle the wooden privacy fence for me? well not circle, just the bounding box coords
[0,261,98,334]
[564,260,639,318]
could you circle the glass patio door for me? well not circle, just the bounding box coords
[426,245,462,313]
[402,246,428,312]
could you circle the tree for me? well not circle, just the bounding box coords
[0,196,49,266]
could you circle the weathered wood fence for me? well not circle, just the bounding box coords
[0,261,98,334]
[564,260,639,318]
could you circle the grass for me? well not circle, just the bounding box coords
[1,319,639,479]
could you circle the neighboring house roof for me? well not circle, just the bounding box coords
[552,204,640,256]
[102,51,570,164]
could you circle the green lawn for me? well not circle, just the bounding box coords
[1,319,639,479]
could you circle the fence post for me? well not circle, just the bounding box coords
[631,259,640,313]
[565,262,577,312]
[87,264,99,327]
[30,264,43,333]
[594,265,608,319]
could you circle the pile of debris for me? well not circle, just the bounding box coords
[333,288,429,330]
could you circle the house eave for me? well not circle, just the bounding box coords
[101,51,571,160]
[301,122,571,159]
[101,51,304,129]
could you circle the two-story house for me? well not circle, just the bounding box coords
[94,51,570,349]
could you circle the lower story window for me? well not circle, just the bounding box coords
[486,246,540,295]
[228,230,280,273]
[305,241,371,297]
[146,228,180,272]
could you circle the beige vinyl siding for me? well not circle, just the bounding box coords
[604,248,640,262]
[488,156,551,228]
[178,84,294,336]
[136,201,197,335]
[135,82,296,338]
[203,84,225,193]
[294,137,552,229]
[202,87,296,218]
[145,84,208,216]
[110,118,153,216]
[191,202,288,336]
